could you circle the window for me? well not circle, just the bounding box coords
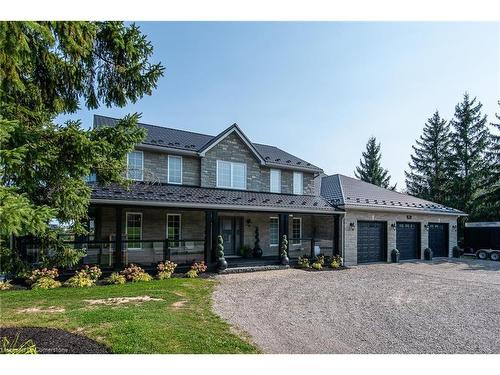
[168,155,182,184]
[292,217,302,245]
[167,214,181,248]
[293,171,303,195]
[270,169,281,193]
[85,172,97,183]
[216,160,247,189]
[126,213,142,250]
[270,217,279,246]
[127,151,143,181]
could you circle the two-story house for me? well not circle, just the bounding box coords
[87,115,342,269]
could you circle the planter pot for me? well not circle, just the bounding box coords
[218,258,228,271]
[253,247,263,258]
[424,248,433,260]
[281,256,289,266]
[391,249,400,263]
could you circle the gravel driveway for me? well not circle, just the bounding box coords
[213,259,500,353]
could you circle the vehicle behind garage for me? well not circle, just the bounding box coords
[464,222,500,261]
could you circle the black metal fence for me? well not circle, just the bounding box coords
[287,238,335,259]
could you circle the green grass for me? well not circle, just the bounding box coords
[0,278,258,353]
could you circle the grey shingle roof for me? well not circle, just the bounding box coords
[90,182,339,213]
[320,174,464,215]
[94,115,322,172]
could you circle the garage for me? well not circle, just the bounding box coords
[429,223,449,257]
[396,222,420,260]
[357,221,386,263]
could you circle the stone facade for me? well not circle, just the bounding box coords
[342,209,458,266]
[142,151,200,186]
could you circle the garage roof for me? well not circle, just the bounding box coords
[320,174,465,215]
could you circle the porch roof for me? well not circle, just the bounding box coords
[90,182,341,214]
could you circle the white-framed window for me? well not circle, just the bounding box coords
[270,217,279,247]
[270,169,281,193]
[292,217,302,245]
[126,212,142,250]
[127,151,144,181]
[216,160,247,189]
[168,155,183,184]
[85,172,97,183]
[167,214,181,248]
[293,171,303,195]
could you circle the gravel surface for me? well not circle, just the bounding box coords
[0,327,109,354]
[213,259,500,354]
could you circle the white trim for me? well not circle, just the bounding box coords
[291,217,302,245]
[127,150,144,181]
[136,144,198,156]
[269,216,279,247]
[199,126,266,165]
[91,198,343,214]
[166,213,182,247]
[167,155,183,185]
[270,169,281,193]
[293,171,303,195]
[125,212,143,251]
[216,160,247,189]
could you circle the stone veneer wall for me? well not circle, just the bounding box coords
[342,209,458,266]
[142,150,200,186]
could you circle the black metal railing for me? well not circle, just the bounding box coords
[287,238,334,259]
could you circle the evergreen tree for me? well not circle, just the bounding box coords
[354,137,394,189]
[405,111,452,204]
[0,22,164,271]
[447,93,491,217]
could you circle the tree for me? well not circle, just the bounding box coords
[473,101,500,220]
[447,93,491,217]
[0,21,164,271]
[355,136,394,189]
[405,111,452,204]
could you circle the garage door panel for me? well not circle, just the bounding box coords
[396,222,420,260]
[429,223,448,257]
[357,221,386,263]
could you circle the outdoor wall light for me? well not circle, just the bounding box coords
[424,224,429,231]
[452,224,457,230]
[349,222,356,230]
[246,218,252,227]
[391,223,397,231]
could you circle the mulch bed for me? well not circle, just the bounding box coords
[295,266,348,272]
[0,327,109,354]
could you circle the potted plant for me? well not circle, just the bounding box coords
[253,227,263,258]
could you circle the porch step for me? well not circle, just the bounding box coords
[218,264,290,274]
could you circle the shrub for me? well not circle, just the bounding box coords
[1,335,37,354]
[64,271,94,288]
[26,268,59,285]
[120,264,148,282]
[330,255,342,269]
[0,281,13,291]
[80,265,102,282]
[186,269,198,278]
[311,262,322,270]
[31,277,62,289]
[314,255,325,266]
[104,272,126,285]
[191,261,207,273]
[131,272,152,282]
[157,261,177,279]
[239,245,253,258]
[297,255,310,268]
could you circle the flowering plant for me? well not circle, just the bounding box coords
[311,262,322,270]
[80,265,102,281]
[186,269,198,278]
[26,268,59,285]
[120,264,152,282]
[191,261,207,273]
[297,255,310,268]
[64,271,94,288]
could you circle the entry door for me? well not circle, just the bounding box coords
[219,217,242,256]
[396,222,420,260]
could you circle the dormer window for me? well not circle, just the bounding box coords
[168,155,182,184]
[127,151,144,181]
[216,160,246,189]
[293,171,303,195]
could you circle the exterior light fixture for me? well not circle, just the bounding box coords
[424,224,429,231]
[452,224,457,230]
[391,223,397,231]
[349,222,356,231]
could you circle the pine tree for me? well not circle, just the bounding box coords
[405,111,452,204]
[354,137,394,189]
[447,93,491,216]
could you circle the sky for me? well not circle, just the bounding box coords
[60,22,500,190]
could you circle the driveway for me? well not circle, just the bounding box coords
[212,259,500,353]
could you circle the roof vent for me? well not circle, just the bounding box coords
[275,158,281,162]
[286,160,291,163]
[158,140,164,144]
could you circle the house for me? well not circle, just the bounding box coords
[79,115,464,270]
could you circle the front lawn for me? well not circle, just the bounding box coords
[0,278,258,353]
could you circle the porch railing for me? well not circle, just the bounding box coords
[287,238,335,259]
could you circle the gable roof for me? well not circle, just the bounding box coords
[93,115,322,173]
[320,174,465,215]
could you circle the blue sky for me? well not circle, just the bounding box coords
[61,22,500,189]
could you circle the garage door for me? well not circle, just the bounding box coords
[396,222,420,260]
[357,221,386,263]
[429,223,449,257]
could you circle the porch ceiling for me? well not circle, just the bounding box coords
[90,182,342,214]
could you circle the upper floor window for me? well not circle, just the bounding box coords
[293,171,303,195]
[127,151,143,181]
[85,172,97,183]
[216,160,246,189]
[270,169,281,193]
[168,155,182,184]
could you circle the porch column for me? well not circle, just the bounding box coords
[205,210,218,266]
[334,215,340,256]
[278,213,289,257]
[114,206,123,268]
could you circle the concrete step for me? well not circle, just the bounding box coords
[218,264,290,274]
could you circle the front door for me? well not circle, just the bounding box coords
[219,217,243,256]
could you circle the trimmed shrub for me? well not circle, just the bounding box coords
[311,262,322,270]
[104,272,126,285]
[297,255,310,268]
[131,272,152,283]
[31,277,62,289]
[330,255,342,269]
[186,269,198,278]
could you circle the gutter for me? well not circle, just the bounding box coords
[341,204,466,217]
